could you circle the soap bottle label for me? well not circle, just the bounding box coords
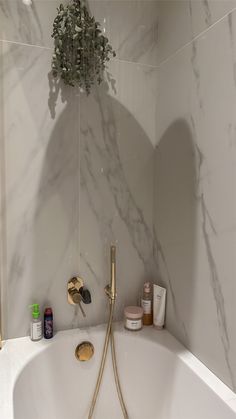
[141,299,151,314]
[31,321,42,340]
[44,319,53,339]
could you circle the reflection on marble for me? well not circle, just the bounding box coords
[155,7,236,391]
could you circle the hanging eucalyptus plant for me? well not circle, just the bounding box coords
[51,0,116,94]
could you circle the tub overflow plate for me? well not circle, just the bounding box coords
[75,342,94,361]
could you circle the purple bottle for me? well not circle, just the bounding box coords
[44,307,53,339]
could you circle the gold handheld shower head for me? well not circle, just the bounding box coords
[104,245,116,301]
[110,245,116,300]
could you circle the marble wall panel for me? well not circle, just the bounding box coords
[0,1,158,338]
[0,0,159,66]
[154,6,236,391]
[1,41,79,338]
[78,59,157,328]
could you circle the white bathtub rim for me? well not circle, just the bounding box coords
[0,323,236,418]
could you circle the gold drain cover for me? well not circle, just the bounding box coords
[75,341,94,361]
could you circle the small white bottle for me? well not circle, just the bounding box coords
[29,304,43,341]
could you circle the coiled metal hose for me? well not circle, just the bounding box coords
[88,299,128,418]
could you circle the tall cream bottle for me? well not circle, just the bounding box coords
[153,284,166,329]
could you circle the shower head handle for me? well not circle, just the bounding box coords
[110,245,116,300]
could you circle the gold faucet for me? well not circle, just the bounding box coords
[67,276,92,317]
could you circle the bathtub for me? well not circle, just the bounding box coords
[0,323,236,419]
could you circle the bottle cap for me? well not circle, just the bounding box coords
[29,304,40,319]
[44,307,53,316]
[144,282,151,293]
[124,306,143,319]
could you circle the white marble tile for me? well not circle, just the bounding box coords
[155,7,236,392]
[206,230,236,389]
[155,0,192,64]
[107,59,158,148]
[0,0,160,66]
[156,226,236,390]
[154,121,200,248]
[88,0,159,66]
[190,0,236,38]
[0,0,60,47]
[0,2,159,337]
[77,58,157,329]
[2,0,236,66]
[199,162,236,236]
[1,41,79,338]
[156,10,236,175]
[155,0,236,65]
[0,40,8,340]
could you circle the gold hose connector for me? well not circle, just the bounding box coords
[88,246,128,419]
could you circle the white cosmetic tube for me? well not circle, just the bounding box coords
[153,284,166,329]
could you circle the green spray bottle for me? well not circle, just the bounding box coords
[29,304,42,341]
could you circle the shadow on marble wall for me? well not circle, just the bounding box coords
[26,77,156,335]
[30,90,79,335]
[153,119,198,412]
[78,80,156,329]
[154,119,197,347]
[2,33,156,339]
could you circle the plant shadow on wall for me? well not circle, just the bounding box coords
[154,119,236,392]
[152,120,208,414]
[27,64,156,337]
[13,108,197,418]
[154,121,197,351]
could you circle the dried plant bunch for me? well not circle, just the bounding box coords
[51,0,116,94]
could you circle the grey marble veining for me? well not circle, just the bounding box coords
[78,64,156,327]
[200,192,235,390]
[156,0,236,66]
[1,0,236,398]
[0,0,160,66]
[89,0,159,67]
[191,40,203,111]
[155,3,236,391]
[1,41,80,338]
[153,229,189,345]
[194,132,235,390]
[228,12,236,89]
[202,0,212,27]
[0,0,60,47]
[0,0,159,338]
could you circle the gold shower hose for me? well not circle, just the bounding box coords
[88,251,128,419]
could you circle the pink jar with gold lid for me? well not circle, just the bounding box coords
[124,306,143,331]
